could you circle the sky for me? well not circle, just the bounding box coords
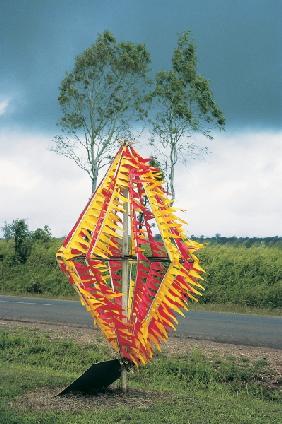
[0,0,281,237]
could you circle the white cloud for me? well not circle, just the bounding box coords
[174,131,282,236]
[0,129,281,237]
[0,99,10,116]
[0,130,90,236]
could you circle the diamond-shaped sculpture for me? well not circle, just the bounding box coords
[57,143,204,367]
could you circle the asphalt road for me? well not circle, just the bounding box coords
[0,295,281,349]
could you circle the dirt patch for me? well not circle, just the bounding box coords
[10,387,166,412]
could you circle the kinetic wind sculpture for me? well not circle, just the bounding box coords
[57,142,204,395]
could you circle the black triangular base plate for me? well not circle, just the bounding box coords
[58,359,121,396]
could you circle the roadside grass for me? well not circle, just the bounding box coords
[190,302,282,316]
[1,240,281,311]
[0,327,281,424]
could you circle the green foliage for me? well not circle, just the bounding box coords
[1,219,32,264]
[54,30,151,192]
[14,219,31,264]
[0,219,72,296]
[31,225,52,243]
[0,238,73,297]
[150,31,225,200]
[199,244,282,308]
[0,236,281,308]
[2,221,14,240]
[191,235,282,247]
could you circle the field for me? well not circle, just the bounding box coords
[0,238,281,311]
[0,321,281,424]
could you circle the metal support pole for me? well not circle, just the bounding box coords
[121,188,129,392]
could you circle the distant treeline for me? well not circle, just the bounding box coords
[0,221,281,309]
[190,235,282,247]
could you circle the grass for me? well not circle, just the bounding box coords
[190,302,282,316]
[1,240,282,310]
[0,326,281,424]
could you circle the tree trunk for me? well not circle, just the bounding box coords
[169,143,177,203]
[91,167,98,193]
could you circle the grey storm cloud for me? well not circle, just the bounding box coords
[0,0,281,132]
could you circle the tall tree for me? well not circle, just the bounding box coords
[1,220,52,262]
[32,225,52,243]
[53,31,150,192]
[150,31,225,201]
[2,221,14,240]
[3,219,32,263]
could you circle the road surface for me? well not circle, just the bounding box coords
[0,295,281,348]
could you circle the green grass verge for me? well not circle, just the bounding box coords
[190,303,282,316]
[0,327,281,424]
[1,240,282,309]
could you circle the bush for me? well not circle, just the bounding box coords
[199,245,282,308]
[0,238,73,297]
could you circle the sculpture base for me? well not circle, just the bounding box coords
[58,359,122,396]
